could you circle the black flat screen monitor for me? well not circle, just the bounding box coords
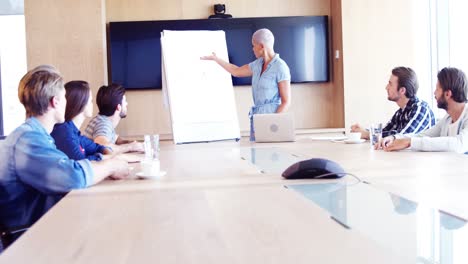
[109,16,329,89]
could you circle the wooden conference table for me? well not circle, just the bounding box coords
[2,135,468,263]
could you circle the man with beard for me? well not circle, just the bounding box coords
[84,83,143,154]
[378,67,468,153]
[351,67,435,139]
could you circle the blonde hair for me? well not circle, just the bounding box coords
[252,28,275,49]
[18,65,64,117]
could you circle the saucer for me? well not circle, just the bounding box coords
[344,139,366,144]
[136,170,167,179]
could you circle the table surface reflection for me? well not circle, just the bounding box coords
[3,138,468,264]
[289,182,468,264]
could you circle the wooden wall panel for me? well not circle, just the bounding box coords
[25,0,107,129]
[329,0,344,128]
[106,0,330,21]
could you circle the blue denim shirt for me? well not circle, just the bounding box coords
[51,121,107,161]
[248,54,291,140]
[249,54,291,111]
[0,117,94,229]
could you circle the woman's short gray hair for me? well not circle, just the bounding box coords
[252,28,275,49]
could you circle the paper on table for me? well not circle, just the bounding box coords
[309,135,347,141]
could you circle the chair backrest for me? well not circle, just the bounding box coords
[0,226,29,250]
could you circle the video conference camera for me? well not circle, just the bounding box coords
[209,4,232,19]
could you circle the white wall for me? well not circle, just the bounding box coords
[342,0,432,130]
[448,1,468,73]
[0,15,27,134]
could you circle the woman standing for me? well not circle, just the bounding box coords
[201,28,291,141]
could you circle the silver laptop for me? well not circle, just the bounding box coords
[253,113,295,142]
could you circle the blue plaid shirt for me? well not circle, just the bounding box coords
[383,97,435,137]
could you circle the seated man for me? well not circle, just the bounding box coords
[0,65,130,241]
[352,67,435,138]
[378,67,468,153]
[84,83,143,153]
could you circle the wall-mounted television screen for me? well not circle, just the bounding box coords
[109,16,329,89]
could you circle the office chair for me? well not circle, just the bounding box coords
[0,225,29,250]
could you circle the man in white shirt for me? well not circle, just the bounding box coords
[377,67,468,153]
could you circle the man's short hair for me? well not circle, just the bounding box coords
[96,83,125,116]
[437,67,468,103]
[18,65,64,118]
[64,81,90,121]
[252,28,275,50]
[392,67,419,99]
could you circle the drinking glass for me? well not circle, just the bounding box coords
[144,134,160,160]
[370,123,383,146]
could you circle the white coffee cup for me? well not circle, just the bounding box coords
[347,132,362,141]
[140,159,161,176]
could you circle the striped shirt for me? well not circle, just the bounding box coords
[83,114,117,144]
[382,97,435,137]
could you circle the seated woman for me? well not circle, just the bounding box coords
[51,81,111,160]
